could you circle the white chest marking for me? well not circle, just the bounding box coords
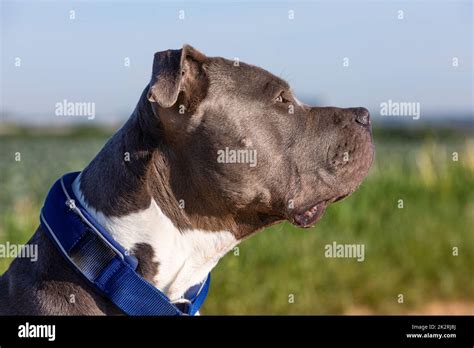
[72,175,238,301]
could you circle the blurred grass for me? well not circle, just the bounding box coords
[0,126,473,314]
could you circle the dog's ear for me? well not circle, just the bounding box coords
[147,44,208,110]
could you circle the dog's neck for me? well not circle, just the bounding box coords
[73,91,239,301]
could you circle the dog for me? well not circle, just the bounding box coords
[0,45,374,315]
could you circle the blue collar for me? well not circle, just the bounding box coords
[40,172,210,316]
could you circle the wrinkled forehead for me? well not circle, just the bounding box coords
[206,57,290,97]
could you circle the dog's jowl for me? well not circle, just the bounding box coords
[0,45,374,315]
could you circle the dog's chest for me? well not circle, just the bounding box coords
[72,177,238,301]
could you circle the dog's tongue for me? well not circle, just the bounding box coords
[294,201,327,228]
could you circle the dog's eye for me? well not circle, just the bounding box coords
[275,92,289,103]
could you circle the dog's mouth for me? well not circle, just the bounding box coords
[292,201,328,228]
[291,192,351,228]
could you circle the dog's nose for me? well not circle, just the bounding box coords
[353,107,370,126]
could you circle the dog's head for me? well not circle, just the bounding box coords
[147,44,374,238]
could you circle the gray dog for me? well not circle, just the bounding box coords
[0,45,374,315]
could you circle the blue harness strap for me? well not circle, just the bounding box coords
[40,172,210,316]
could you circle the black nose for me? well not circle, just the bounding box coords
[353,107,370,126]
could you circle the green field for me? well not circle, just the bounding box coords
[1,127,473,314]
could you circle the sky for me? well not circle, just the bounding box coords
[1,0,472,126]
